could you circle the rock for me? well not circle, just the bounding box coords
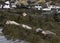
[36,28,42,32]
[22,13,27,16]
[22,24,32,29]
[41,30,56,37]
[6,20,20,26]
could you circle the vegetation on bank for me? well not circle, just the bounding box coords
[0,9,60,43]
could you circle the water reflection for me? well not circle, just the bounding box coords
[0,27,28,43]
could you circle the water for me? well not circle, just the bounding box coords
[0,27,28,43]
